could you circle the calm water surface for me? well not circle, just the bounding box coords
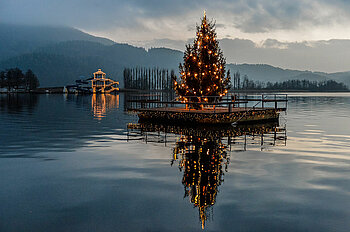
[0,93,349,232]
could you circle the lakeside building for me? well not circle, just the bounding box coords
[91,69,119,94]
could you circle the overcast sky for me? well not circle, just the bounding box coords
[2,0,350,72]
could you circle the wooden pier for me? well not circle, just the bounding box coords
[128,94,287,124]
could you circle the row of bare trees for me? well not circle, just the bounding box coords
[123,67,175,91]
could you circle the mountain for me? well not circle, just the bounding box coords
[0,40,183,86]
[320,71,350,86]
[290,72,328,82]
[220,38,350,74]
[227,64,303,82]
[228,63,350,86]
[0,24,115,61]
[228,64,331,82]
[0,24,349,87]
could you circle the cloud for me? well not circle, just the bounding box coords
[2,0,350,56]
[220,38,350,72]
[2,0,350,34]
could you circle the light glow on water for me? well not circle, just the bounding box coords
[0,93,349,232]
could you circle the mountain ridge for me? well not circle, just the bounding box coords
[0,24,349,87]
[0,23,116,61]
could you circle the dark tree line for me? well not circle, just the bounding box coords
[123,67,176,91]
[264,79,348,91]
[0,68,40,91]
[232,71,349,91]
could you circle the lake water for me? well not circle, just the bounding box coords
[0,93,349,232]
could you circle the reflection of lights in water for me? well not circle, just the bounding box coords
[127,122,286,229]
[172,135,229,229]
[92,94,119,120]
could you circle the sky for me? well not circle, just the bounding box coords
[2,0,350,72]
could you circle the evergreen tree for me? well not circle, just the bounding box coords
[174,13,231,106]
[24,69,40,90]
[0,71,5,88]
[6,68,24,90]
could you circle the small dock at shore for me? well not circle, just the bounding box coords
[128,94,287,124]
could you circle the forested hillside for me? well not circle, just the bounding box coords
[0,41,183,86]
[0,24,115,61]
[0,24,349,87]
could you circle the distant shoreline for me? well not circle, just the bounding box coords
[1,89,350,94]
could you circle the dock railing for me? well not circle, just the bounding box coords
[126,93,288,113]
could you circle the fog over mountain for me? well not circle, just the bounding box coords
[3,0,350,73]
[0,24,115,61]
[139,38,350,73]
[0,24,349,87]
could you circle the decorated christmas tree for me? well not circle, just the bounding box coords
[174,12,231,107]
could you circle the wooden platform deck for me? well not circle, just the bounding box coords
[134,107,285,124]
[135,106,286,114]
[127,93,288,124]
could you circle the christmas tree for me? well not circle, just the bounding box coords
[174,12,231,107]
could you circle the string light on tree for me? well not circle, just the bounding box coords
[174,12,231,107]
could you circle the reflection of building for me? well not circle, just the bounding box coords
[92,69,119,93]
[127,122,287,229]
[92,94,119,120]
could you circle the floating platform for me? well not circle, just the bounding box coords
[127,121,286,139]
[136,107,285,124]
[128,94,287,125]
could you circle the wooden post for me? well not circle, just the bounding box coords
[275,94,277,109]
[262,94,264,108]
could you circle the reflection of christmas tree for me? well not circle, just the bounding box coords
[172,135,229,229]
[127,122,287,229]
[174,12,231,106]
